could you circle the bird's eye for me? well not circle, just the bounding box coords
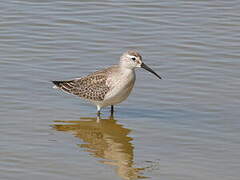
[131,57,136,61]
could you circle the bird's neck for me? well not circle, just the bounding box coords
[119,65,135,75]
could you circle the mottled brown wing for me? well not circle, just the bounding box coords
[52,72,110,101]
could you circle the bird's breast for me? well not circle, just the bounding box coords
[103,69,136,106]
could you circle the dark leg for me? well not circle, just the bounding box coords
[110,105,114,117]
[97,106,101,118]
[111,105,114,114]
[97,110,101,117]
[97,111,101,122]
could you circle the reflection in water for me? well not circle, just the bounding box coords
[52,115,146,180]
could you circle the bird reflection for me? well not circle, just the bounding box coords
[52,115,146,180]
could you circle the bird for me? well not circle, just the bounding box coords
[52,50,161,116]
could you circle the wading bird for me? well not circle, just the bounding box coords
[52,50,161,116]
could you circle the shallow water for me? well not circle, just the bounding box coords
[1,0,240,180]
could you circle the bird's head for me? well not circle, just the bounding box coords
[120,50,161,79]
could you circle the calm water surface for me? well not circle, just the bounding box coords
[1,0,240,180]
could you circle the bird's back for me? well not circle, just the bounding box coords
[52,65,119,101]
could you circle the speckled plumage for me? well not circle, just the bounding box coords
[53,68,111,101]
[52,50,161,116]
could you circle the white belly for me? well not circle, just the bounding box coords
[101,69,136,107]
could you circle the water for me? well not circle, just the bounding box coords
[1,0,240,180]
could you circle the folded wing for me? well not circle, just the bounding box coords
[52,72,110,101]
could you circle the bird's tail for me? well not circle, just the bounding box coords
[52,80,74,94]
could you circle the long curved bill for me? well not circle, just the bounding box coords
[141,63,162,79]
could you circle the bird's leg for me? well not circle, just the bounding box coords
[111,105,114,115]
[97,110,101,117]
[97,105,101,119]
[96,113,101,122]
[109,111,114,120]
